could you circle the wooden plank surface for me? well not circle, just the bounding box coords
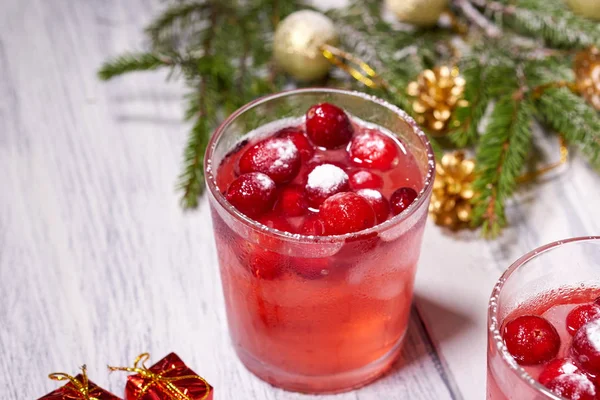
[1,1,599,399]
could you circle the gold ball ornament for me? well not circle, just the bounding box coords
[273,10,339,82]
[385,0,449,27]
[407,66,468,134]
[565,0,600,20]
[429,151,476,230]
[574,46,600,111]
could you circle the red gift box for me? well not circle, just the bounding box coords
[109,353,213,400]
[39,367,121,400]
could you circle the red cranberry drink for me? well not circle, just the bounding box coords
[205,89,434,393]
[488,237,600,400]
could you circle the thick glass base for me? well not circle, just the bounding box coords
[235,334,406,394]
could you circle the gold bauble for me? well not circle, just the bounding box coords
[407,66,468,134]
[273,10,339,82]
[429,151,476,230]
[385,0,449,27]
[565,0,600,20]
[574,46,600,111]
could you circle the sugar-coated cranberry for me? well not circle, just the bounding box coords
[275,185,308,217]
[502,315,561,365]
[544,374,596,400]
[349,170,384,190]
[320,192,376,235]
[238,137,301,184]
[572,319,600,374]
[226,173,276,218]
[567,303,600,336]
[305,164,350,207]
[276,127,315,162]
[305,103,354,149]
[248,249,285,280]
[390,187,418,216]
[356,189,390,224]
[300,213,326,236]
[257,213,294,233]
[348,130,399,170]
[538,358,582,385]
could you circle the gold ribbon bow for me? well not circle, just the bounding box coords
[108,353,210,400]
[48,365,101,400]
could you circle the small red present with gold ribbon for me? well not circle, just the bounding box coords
[39,365,121,400]
[109,353,213,400]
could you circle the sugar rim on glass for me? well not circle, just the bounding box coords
[204,88,435,244]
[488,236,600,400]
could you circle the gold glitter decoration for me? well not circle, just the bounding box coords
[273,10,339,81]
[574,46,600,111]
[407,66,468,135]
[429,151,475,230]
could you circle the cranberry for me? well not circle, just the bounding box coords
[305,103,354,149]
[305,164,350,207]
[320,192,376,235]
[291,257,330,279]
[257,213,294,233]
[276,128,315,162]
[248,249,285,280]
[300,213,326,236]
[572,319,600,374]
[502,315,561,365]
[349,170,384,190]
[226,173,276,218]
[538,359,582,385]
[238,137,301,184]
[390,187,418,215]
[356,189,390,223]
[544,374,596,400]
[348,130,399,170]
[567,304,600,336]
[275,185,308,217]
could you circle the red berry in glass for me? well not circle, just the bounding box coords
[545,374,596,400]
[225,172,276,218]
[238,136,301,184]
[502,315,560,365]
[275,185,308,217]
[356,189,390,223]
[572,319,600,374]
[305,103,354,149]
[538,358,582,386]
[566,303,600,336]
[349,169,384,190]
[276,127,315,162]
[304,164,350,208]
[319,192,376,235]
[390,187,418,215]
[211,100,427,393]
[349,130,399,170]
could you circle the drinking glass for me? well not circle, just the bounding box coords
[487,236,600,399]
[205,88,435,393]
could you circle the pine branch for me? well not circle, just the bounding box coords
[476,0,600,49]
[471,95,533,237]
[145,1,210,51]
[536,88,600,169]
[97,52,175,80]
[448,63,486,147]
[177,116,211,208]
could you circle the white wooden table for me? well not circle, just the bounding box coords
[2,1,600,399]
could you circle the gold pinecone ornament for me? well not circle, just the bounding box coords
[429,151,476,230]
[574,46,600,111]
[407,66,468,135]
